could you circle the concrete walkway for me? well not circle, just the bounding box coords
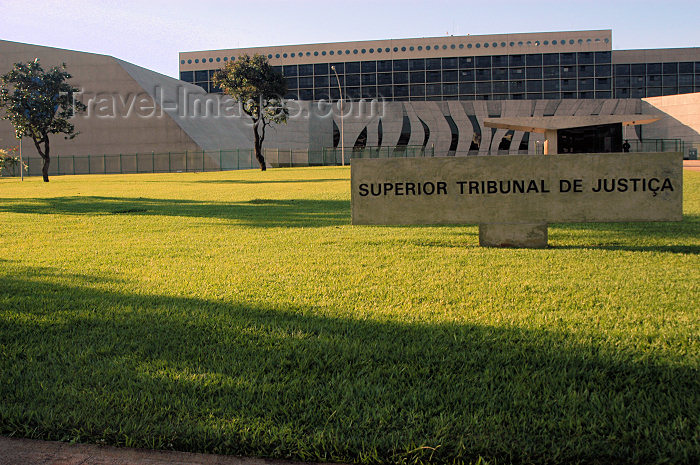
[0,437,327,465]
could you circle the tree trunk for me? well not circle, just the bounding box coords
[33,137,50,182]
[253,120,266,171]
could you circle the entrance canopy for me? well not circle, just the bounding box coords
[483,115,660,134]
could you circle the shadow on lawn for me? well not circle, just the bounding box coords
[1,267,697,465]
[0,196,350,228]
[550,215,700,254]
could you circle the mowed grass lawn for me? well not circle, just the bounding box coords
[0,167,698,465]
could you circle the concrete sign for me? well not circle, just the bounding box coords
[351,153,682,228]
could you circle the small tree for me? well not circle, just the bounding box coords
[0,59,85,182]
[0,146,28,177]
[212,54,288,171]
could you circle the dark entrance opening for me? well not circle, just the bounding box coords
[557,123,622,153]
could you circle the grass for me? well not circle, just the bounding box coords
[0,167,698,465]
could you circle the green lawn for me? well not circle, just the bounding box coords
[0,167,698,465]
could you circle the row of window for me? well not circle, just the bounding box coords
[180,37,611,64]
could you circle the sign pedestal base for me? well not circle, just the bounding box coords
[479,223,548,248]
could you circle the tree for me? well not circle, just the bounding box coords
[0,59,85,182]
[212,54,288,171]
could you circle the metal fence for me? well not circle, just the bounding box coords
[2,139,693,177]
[8,145,432,177]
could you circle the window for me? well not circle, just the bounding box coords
[410,71,425,83]
[409,59,425,71]
[377,60,392,72]
[526,54,542,66]
[630,64,645,75]
[647,63,662,74]
[377,73,392,85]
[345,62,361,73]
[509,55,525,66]
[345,74,360,86]
[195,70,208,81]
[595,51,611,63]
[595,64,612,77]
[314,75,329,87]
[426,58,442,70]
[493,68,508,80]
[459,57,474,68]
[426,71,441,82]
[393,60,408,71]
[180,71,194,82]
[578,65,594,77]
[526,80,542,92]
[393,72,408,84]
[283,65,298,76]
[442,70,458,82]
[299,64,313,76]
[614,64,630,75]
[560,53,576,65]
[475,56,491,68]
[361,61,376,73]
[459,69,475,81]
[314,63,329,74]
[298,77,313,88]
[442,57,458,69]
[543,66,559,78]
[543,53,559,66]
[526,67,542,79]
[476,69,491,81]
[663,62,678,74]
[492,55,508,67]
[459,82,475,94]
[577,52,593,64]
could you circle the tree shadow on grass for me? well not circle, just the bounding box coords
[550,215,700,254]
[0,196,350,228]
[1,266,697,465]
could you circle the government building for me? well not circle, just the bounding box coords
[1,30,699,174]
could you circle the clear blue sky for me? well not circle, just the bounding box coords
[1,0,698,78]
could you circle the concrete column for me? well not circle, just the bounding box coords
[544,129,558,155]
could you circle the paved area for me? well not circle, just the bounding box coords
[0,437,328,465]
[684,159,700,171]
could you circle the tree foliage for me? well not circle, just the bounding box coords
[212,54,288,171]
[0,59,85,182]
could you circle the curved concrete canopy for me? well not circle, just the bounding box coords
[483,114,661,133]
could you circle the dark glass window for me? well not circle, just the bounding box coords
[476,69,491,81]
[298,77,313,88]
[329,63,344,74]
[492,56,508,67]
[509,55,525,66]
[362,87,376,99]
[345,62,361,73]
[578,91,594,99]
[646,75,662,85]
[615,76,630,87]
[299,89,314,100]
[526,54,542,66]
[195,70,208,81]
[345,74,360,86]
[345,87,361,99]
[594,51,611,63]
[283,65,298,76]
[678,62,693,73]
[578,78,594,90]
[543,66,559,78]
[314,75,329,87]
[361,61,376,73]
[577,52,594,64]
[426,83,442,95]
[393,60,408,71]
[560,53,576,65]
[679,86,694,94]
[314,89,329,100]
[695,62,700,73]
[526,67,542,79]
[377,73,392,85]
[615,88,630,98]
[561,66,576,78]
[409,59,425,71]
[426,58,442,70]
[459,69,475,81]
[493,81,508,93]
[595,64,612,77]
[678,74,693,86]
[394,85,409,97]
[314,63,328,74]
[377,86,393,98]
[595,78,611,90]
[443,70,458,82]
[476,82,491,94]
[459,57,474,68]
[663,62,678,74]
[561,79,576,91]
[442,57,458,69]
[630,64,645,75]
[285,77,298,88]
[493,68,508,80]
[393,72,408,84]
[662,75,677,87]
[443,83,459,95]
[410,84,425,96]
[180,71,194,82]
[631,76,645,87]
[614,64,630,75]
[510,81,525,92]
[410,71,425,83]
[526,80,542,92]
[475,56,491,68]
[647,87,662,97]
[647,63,662,74]
[459,82,475,94]
[299,64,314,76]
[662,87,678,95]
[284,90,298,100]
[509,68,525,79]
[544,92,561,100]
[543,53,559,66]
[361,74,376,86]
[377,60,392,72]
[426,71,441,82]
[578,65,594,77]
[630,88,645,98]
